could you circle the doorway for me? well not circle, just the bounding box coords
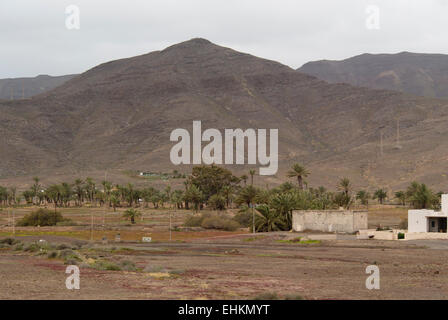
[428,217,447,233]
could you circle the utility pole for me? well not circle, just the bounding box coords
[169,211,172,241]
[252,203,255,234]
[90,212,94,242]
[103,171,107,227]
[22,80,24,99]
[12,209,15,237]
[396,118,401,149]
[169,181,172,242]
[380,130,384,157]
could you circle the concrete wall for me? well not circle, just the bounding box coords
[292,210,368,233]
[408,210,432,233]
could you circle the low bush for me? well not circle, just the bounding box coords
[119,260,137,271]
[92,260,121,271]
[0,238,20,246]
[185,213,241,231]
[184,214,208,227]
[233,211,252,227]
[17,209,66,227]
[253,292,279,300]
[284,294,304,300]
[47,251,58,259]
[24,243,41,252]
[201,216,240,231]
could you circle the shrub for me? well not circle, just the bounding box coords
[47,251,58,259]
[56,244,70,250]
[201,216,240,231]
[119,260,137,271]
[93,260,121,271]
[208,194,226,210]
[0,238,20,246]
[253,292,279,300]
[233,212,252,227]
[24,243,41,252]
[17,209,65,226]
[64,259,79,265]
[13,243,24,251]
[398,232,405,240]
[184,214,208,227]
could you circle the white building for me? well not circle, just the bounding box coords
[408,194,448,234]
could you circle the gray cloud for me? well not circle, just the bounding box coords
[1,0,447,78]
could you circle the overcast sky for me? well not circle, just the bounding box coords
[1,0,447,78]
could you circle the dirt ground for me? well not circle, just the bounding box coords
[1,233,448,300]
[1,205,445,300]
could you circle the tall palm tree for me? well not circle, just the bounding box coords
[287,163,309,190]
[123,208,141,224]
[31,176,41,205]
[373,189,387,205]
[236,186,259,234]
[395,191,406,206]
[270,192,297,229]
[74,179,85,206]
[240,175,248,186]
[356,190,370,207]
[249,169,256,186]
[338,178,352,197]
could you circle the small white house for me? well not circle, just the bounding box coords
[408,194,448,234]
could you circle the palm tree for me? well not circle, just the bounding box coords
[184,185,203,212]
[356,190,370,207]
[236,186,259,234]
[110,194,119,212]
[406,183,436,209]
[338,178,351,197]
[240,175,248,186]
[395,191,406,206]
[270,192,297,229]
[249,169,256,186]
[123,208,141,224]
[373,189,387,205]
[254,205,283,232]
[287,163,309,190]
[31,177,41,205]
[73,179,84,206]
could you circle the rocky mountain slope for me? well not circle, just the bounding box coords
[0,74,76,100]
[298,52,448,99]
[1,39,448,191]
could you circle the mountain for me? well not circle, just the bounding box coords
[1,39,448,191]
[0,74,77,100]
[298,52,448,99]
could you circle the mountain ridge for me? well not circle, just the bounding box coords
[1,39,448,191]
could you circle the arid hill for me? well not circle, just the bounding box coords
[0,74,76,100]
[298,52,448,99]
[1,39,448,192]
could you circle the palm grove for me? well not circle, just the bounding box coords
[0,164,442,232]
